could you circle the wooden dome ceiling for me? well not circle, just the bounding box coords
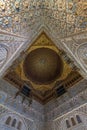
[23,48,63,84]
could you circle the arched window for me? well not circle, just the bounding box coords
[76,115,82,123]
[11,119,16,127]
[5,116,11,125]
[17,121,22,130]
[66,120,71,128]
[71,117,76,126]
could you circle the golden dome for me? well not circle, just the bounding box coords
[23,48,63,84]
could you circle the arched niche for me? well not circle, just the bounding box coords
[60,111,87,130]
[0,112,28,130]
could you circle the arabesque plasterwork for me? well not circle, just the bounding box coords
[61,32,87,78]
[0,0,86,37]
[13,33,72,91]
[0,0,87,79]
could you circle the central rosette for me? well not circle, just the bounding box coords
[23,48,63,84]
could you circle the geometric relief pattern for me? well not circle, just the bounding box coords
[0,105,32,130]
[44,79,87,121]
[0,44,8,68]
[60,32,87,78]
[0,0,86,38]
[0,0,87,77]
[43,0,87,38]
[0,104,44,130]
[0,0,43,37]
[61,32,87,57]
[41,0,79,37]
[0,78,44,121]
[0,91,44,122]
[0,31,27,73]
[77,43,87,70]
[54,108,87,130]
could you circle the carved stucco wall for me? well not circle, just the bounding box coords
[0,1,87,129]
[0,0,87,79]
[44,79,87,121]
[44,91,87,130]
[0,79,44,130]
[1,30,87,79]
[0,31,28,76]
[61,32,87,78]
[53,105,87,130]
[0,106,32,130]
[0,78,87,130]
[0,79,44,121]
[0,104,44,130]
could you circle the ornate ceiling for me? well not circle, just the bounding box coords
[0,1,87,80]
[0,0,87,36]
[4,32,83,104]
[23,48,63,84]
